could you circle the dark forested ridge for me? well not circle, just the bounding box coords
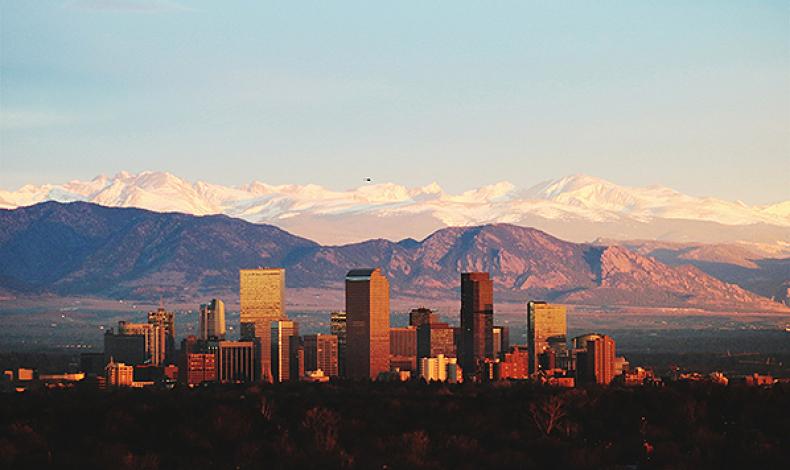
[0,382,788,469]
[0,201,786,312]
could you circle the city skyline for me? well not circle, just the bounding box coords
[2,2,789,204]
[1,2,788,466]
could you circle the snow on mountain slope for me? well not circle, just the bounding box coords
[1,171,788,246]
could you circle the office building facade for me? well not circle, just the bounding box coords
[199,299,226,340]
[346,268,390,380]
[460,272,494,378]
[526,301,567,374]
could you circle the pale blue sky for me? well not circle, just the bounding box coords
[1,1,788,203]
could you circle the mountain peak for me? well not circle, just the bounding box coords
[1,171,788,246]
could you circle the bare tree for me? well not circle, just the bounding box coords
[530,395,567,436]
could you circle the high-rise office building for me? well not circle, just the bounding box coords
[409,307,438,328]
[240,268,285,339]
[526,301,567,374]
[199,299,226,340]
[417,322,455,359]
[271,320,298,382]
[346,268,390,380]
[390,326,418,372]
[492,325,510,360]
[577,335,616,385]
[147,307,175,363]
[217,341,256,383]
[304,334,339,377]
[104,329,147,365]
[118,321,166,366]
[330,311,347,376]
[460,272,494,378]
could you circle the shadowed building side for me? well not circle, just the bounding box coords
[460,272,494,379]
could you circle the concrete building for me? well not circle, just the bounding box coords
[346,268,390,380]
[218,341,256,383]
[199,298,226,340]
[460,272,494,378]
[304,334,339,377]
[526,301,567,374]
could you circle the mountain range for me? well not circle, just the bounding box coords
[2,171,789,251]
[0,201,786,313]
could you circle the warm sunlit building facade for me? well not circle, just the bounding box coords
[147,307,175,363]
[240,268,285,338]
[346,268,390,380]
[526,301,567,374]
[420,354,462,383]
[199,298,226,340]
[271,320,299,383]
[575,334,616,385]
[183,353,217,386]
[105,358,134,387]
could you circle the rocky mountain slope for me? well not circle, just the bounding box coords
[0,202,786,312]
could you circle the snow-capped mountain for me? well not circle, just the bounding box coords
[1,171,788,248]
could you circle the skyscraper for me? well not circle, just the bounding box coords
[118,321,166,366]
[147,307,175,363]
[417,322,455,359]
[409,307,437,328]
[526,301,567,374]
[346,268,390,380]
[330,311,347,377]
[239,268,285,339]
[303,334,339,377]
[576,334,616,385]
[460,272,494,379]
[271,320,298,383]
[492,325,510,360]
[390,326,418,372]
[199,298,226,340]
[104,329,147,365]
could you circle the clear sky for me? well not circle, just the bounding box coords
[1,1,788,204]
